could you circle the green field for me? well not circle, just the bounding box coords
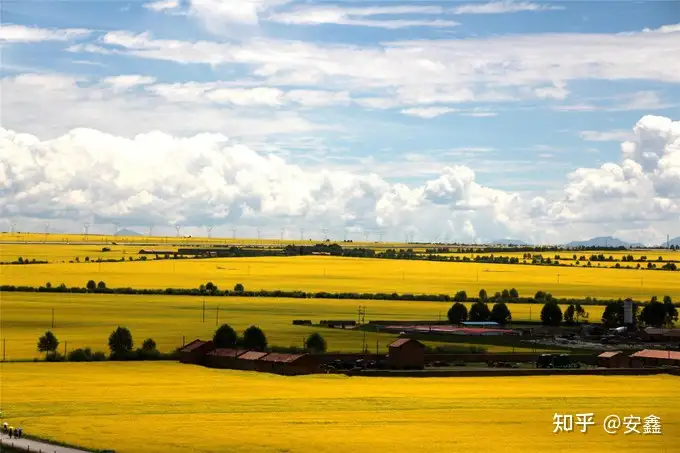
[0,292,583,360]
[1,362,678,453]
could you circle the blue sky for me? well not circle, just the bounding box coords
[1,1,679,244]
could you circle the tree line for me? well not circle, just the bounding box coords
[212,323,328,354]
[3,281,679,309]
[36,326,170,362]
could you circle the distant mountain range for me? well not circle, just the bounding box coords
[565,236,645,248]
[490,239,529,246]
[115,228,142,236]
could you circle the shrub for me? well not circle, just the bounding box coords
[68,347,93,362]
[142,338,157,351]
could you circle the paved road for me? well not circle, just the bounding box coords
[0,433,92,452]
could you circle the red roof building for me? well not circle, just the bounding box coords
[596,351,629,368]
[387,338,425,370]
[629,349,680,367]
[178,340,214,364]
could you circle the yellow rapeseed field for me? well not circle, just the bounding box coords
[2,254,678,300]
[0,292,572,359]
[1,362,678,453]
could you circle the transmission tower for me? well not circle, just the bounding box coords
[83,222,91,239]
[207,226,213,239]
[175,225,181,237]
[280,228,285,241]
[231,227,236,240]
[322,227,329,241]
[300,228,304,241]
[10,220,17,233]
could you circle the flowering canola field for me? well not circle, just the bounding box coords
[1,362,678,453]
[2,254,678,300]
[0,292,573,359]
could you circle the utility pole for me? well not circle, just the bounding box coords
[557,273,560,284]
[2,338,5,362]
[44,222,50,242]
[149,226,153,237]
[378,231,384,243]
[216,306,219,326]
[280,228,285,241]
[202,299,206,323]
[300,228,304,241]
[257,227,262,243]
[51,308,55,329]
[10,220,17,234]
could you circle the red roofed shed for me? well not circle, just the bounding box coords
[388,338,425,370]
[237,351,270,371]
[205,348,247,369]
[596,351,629,368]
[178,339,214,364]
[257,353,320,375]
[629,349,680,368]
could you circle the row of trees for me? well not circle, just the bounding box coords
[37,327,162,361]
[447,301,512,325]
[213,324,328,353]
[600,296,678,328]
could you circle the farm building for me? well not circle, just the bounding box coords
[205,348,247,369]
[236,351,270,371]
[257,353,320,375]
[387,338,425,370]
[641,328,680,342]
[178,340,214,364]
[629,349,680,368]
[596,351,629,368]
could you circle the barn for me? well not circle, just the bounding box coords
[178,340,214,365]
[596,351,629,368]
[629,349,680,368]
[387,338,425,370]
[205,348,247,369]
[256,353,320,375]
[236,351,269,371]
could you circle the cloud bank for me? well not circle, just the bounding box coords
[1,115,678,244]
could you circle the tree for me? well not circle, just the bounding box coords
[602,301,623,327]
[453,291,468,302]
[575,303,589,323]
[501,289,510,301]
[478,289,488,302]
[469,301,491,322]
[242,326,267,351]
[490,302,512,325]
[86,280,97,291]
[108,326,134,357]
[37,330,59,358]
[213,324,238,348]
[97,281,106,290]
[142,338,157,352]
[540,302,562,326]
[234,283,245,293]
[447,302,468,324]
[509,288,519,300]
[205,282,217,293]
[663,296,678,327]
[640,300,666,327]
[563,304,575,324]
[305,333,327,353]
